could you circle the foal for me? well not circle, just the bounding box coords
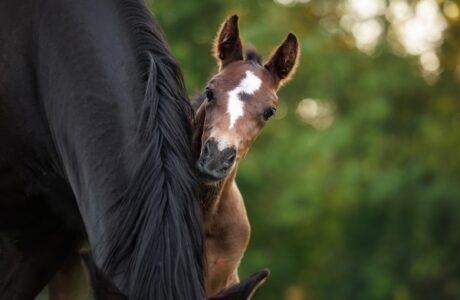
[193,15,299,297]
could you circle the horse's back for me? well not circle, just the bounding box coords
[0,0,58,210]
[0,0,82,257]
[0,5,85,298]
[0,1,51,160]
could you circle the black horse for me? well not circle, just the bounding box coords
[0,0,205,299]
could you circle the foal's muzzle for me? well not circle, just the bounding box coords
[197,138,236,182]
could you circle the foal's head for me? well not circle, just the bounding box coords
[194,15,299,182]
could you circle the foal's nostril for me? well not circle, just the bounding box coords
[197,140,236,181]
[225,149,237,166]
[203,142,211,157]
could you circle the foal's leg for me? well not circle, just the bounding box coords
[0,228,80,300]
[48,247,89,300]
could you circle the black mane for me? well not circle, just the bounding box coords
[99,1,205,299]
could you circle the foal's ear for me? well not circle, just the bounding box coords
[265,33,299,89]
[210,269,270,300]
[214,15,243,69]
[81,251,128,300]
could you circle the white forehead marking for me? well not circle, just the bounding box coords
[227,70,262,129]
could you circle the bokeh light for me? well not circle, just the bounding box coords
[297,98,335,130]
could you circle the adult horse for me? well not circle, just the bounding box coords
[0,0,205,299]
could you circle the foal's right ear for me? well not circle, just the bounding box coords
[81,251,128,300]
[264,33,299,89]
[214,15,243,69]
[210,269,270,300]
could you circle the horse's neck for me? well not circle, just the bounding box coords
[38,0,142,235]
[37,2,205,298]
[200,165,238,218]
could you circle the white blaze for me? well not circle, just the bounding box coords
[227,70,262,129]
[216,137,233,151]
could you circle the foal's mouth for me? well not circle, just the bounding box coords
[195,138,236,183]
[195,160,229,183]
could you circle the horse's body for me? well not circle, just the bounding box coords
[192,15,299,298]
[0,1,205,299]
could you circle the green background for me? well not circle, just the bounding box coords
[39,0,460,299]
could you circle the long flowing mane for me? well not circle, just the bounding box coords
[98,1,205,299]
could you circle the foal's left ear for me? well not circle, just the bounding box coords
[214,15,243,69]
[265,33,299,89]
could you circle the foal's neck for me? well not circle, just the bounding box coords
[200,164,238,218]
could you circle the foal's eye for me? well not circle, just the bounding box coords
[263,107,276,121]
[205,88,215,103]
